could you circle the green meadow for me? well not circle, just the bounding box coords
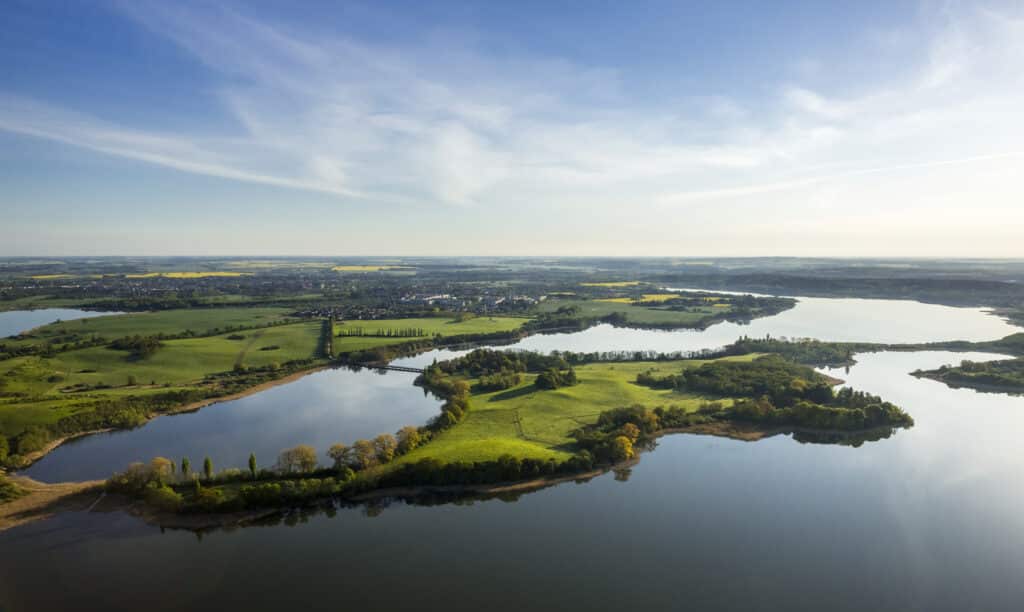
[334,316,529,338]
[11,307,296,343]
[332,315,530,354]
[537,298,727,327]
[0,321,323,439]
[388,356,756,467]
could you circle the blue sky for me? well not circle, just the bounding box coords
[2,0,1022,256]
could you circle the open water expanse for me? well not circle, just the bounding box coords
[3,296,1024,611]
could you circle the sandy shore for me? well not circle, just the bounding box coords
[0,473,104,532]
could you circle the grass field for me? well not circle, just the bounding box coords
[389,356,755,467]
[332,316,529,355]
[13,307,296,342]
[0,296,90,312]
[0,321,322,438]
[0,385,199,437]
[538,298,727,327]
[335,316,527,337]
[3,322,320,389]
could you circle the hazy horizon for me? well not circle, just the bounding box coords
[3,1,1023,256]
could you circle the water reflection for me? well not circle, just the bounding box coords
[4,350,1024,610]
[394,296,1020,366]
[23,366,443,482]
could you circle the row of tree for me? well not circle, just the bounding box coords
[337,327,430,338]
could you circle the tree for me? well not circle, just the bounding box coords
[203,456,214,481]
[620,423,640,443]
[327,443,352,469]
[277,445,318,473]
[610,436,635,462]
[248,453,258,479]
[181,457,191,478]
[0,436,8,463]
[352,439,377,469]
[150,457,173,485]
[373,434,398,463]
[396,426,421,454]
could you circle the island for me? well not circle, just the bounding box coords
[95,349,912,523]
[912,358,1024,394]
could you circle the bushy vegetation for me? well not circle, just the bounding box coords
[533,294,795,330]
[914,358,1024,393]
[477,370,523,392]
[635,355,913,430]
[0,472,26,503]
[534,367,578,390]
[430,348,573,377]
[108,335,163,360]
[637,355,835,405]
[724,336,860,366]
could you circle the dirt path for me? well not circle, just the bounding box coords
[234,329,266,369]
[0,473,104,532]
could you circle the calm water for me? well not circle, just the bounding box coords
[23,367,441,482]
[24,296,1020,482]
[0,308,118,338]
[4,296,1024,611]
[510,296,1019,354]
[2,350,1024,611]
[392,295,1018,367]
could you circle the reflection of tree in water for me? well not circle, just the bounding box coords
[167,425,894,538]
[791,426,895,447]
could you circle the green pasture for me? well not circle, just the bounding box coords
[537,298,726,327]
[334,316,528,338]
[11,307,297,344]
[390,356,756,467]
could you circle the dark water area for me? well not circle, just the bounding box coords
[4,297,1024,611]
[3,352,1024,611]
[0,308,119,338]
[23,367,441,482]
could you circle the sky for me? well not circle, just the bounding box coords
[1,0,1023,257]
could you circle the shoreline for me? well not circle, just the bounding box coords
[0,473,104,532]
[1,418,903,532]
[911,371,1024,395]
[12,364,332,474]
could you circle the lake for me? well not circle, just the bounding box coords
[23,367,441,482]
[4,295,1024,611]
[22,295,1020,482]
[2,348,1024,611]
[0,308,119,338]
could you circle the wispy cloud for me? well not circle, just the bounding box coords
[1,0,1023,223]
